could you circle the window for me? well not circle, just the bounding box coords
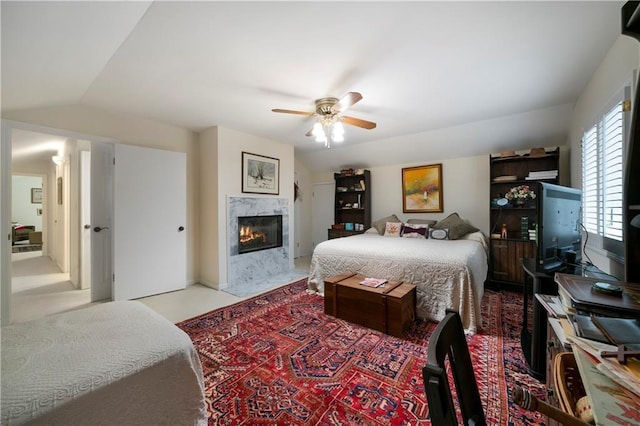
[581,93,630,258]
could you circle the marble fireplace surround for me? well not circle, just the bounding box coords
[227,196,290,292]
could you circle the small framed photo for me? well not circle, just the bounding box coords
[402,163,443,213]
[241,152,279,195]
[31,188,42,204]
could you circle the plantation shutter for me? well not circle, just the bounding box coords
[602,102,624,243]
[581,95,627,258]
[582,126,599,235]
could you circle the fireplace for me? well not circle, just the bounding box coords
[238,215,283,254]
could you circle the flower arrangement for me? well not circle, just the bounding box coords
[506,185,536,202]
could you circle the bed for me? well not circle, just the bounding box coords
[11,224,35,245]
[1,301,207,426]
[309,230,488,333]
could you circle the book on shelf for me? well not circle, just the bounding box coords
[525,170,558,180]
[359,277,387,288]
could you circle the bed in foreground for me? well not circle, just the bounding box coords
[1,301,207,426]
[309,230,488,333]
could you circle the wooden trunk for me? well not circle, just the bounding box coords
[324,273,416,338]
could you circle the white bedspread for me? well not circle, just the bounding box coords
[1,301,207,425]
[309,233,488,333]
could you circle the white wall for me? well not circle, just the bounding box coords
[369,156,490,232]
[310,154,492,236]
[11,175,43,230]
[198,127,219,287]
[567,34,640,277]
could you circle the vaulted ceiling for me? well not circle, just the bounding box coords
[2,1,625,172]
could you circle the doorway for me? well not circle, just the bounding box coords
[11,174,44,252]
[1,121,117,325]
[311,181,335,249]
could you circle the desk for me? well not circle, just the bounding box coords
[521,258,558,379]
[520,259,613,380]
[538,274,640,426]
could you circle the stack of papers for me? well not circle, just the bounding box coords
[359,277,387,288]
[568,337,640,421]
[525,170,558,180]
[492,175,518,182]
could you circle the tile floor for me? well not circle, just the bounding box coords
[10,251,311,324]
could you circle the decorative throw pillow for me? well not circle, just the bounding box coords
[384,222,402,237]
[401,223,428,238]
[429,228,450,240]
[431,212,479,240]
[406,218,438,226]
[372,214,401,235]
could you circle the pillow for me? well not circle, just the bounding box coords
[372,214,401,235]
[461,231,489,255]
[429,228,450,240]
[406,218,438,226]
[384,221,402,237]
[431,212,479,240]
[401,223,428,239]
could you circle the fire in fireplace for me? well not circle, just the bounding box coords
[238,215,283,254]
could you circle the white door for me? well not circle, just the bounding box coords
[311,182,334,249]
[294,172,300,258]
[90,141,114,302]
[113,144,186,300]
[80,150,91,290]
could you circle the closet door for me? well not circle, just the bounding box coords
[112,144,186,300]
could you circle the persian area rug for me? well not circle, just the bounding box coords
[177,279,547,425]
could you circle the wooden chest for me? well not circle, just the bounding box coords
[324,273,416,338]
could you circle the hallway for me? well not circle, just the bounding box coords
[11,251,92,323]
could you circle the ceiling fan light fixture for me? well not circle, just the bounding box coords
[312,122,324,137]
[332,120,344,136]
[271,91,376,148]
[331,126,344,142]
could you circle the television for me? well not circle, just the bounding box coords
[536,183,582,272]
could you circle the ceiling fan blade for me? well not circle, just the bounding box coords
[271,108,314,116]
[342,115,377,130]
[331,92,363,113]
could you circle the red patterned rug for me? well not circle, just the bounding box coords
[177,279,547,425]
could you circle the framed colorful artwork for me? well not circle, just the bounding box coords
[402,163,443,213]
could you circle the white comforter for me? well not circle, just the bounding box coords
[309,232,488,333]
[1,301,207,426]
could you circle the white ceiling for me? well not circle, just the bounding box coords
[2,1,625,173]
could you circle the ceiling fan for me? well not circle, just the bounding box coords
[272,92,376,148]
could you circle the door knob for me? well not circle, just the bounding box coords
[93,226,109,232]
[178,226,185,232]
[84,224,91,229]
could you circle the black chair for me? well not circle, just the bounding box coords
[422,309,486,426]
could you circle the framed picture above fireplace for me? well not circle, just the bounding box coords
[242,152,280,195]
